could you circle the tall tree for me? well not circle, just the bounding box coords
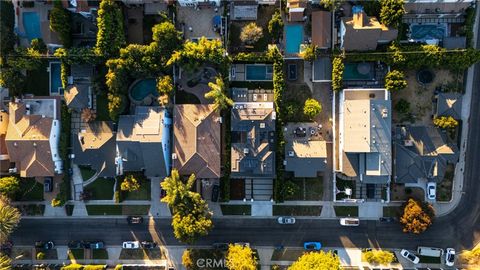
[400,198,435,234]
[0,253,11,270]
[380,0,405,27]
[332,57,344,92]
[0,195,21,242]
[151,22,182,65]
[95,0,125,58]
[205,76,233,111]
[0,0,15,59]
[225,244,258,270]
[385,70,407,91]
[240,22,263,45]
[0,176,19,198]
[303,98,322,119]
[289,251,341,270]
[168,37,225,71]
[268,10,284,42]
[49,0,72,48]
[161,170,213,244]
[320,0,344,11]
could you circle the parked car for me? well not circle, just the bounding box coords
[122,241,140,249]
[340,218,360,226]
[379,217,395,223]
[427,182,436,200]
[83,241,104,249]
[67,241,83,249]
[44,177,53,192]
[304,242,322,251]
[211,184,220,202]
[127,216,143,224]
[35,241,54,250]
[401,249,420,264]
[212,243,229,251]
[234,242,250,248]
[1,241,13,255]
[141,241,157,249]
[277,216,296,224]
[445,248,455,266]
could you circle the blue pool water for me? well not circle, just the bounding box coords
[343,63,375,81]
[410,24,446,41]
[285,24,304,54]
[246,65,273,81]
[22,12,41,41]
[50,62,63,95]
[130,78,158,101]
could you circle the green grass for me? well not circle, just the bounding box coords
[122,178,151,200]
[383,206,400,218]
[18,204,45,216]
[15,178,44,201]
[273,205,322,216]
[336,179,356,200]
[86,205,122,215]
[25,60,49,96]
[84,177,115,200]
[438,164,454,201]
[122,205,150,215]
[182,249,225,270]
[95,93,111,121]
[305,177,323,200]
[419,255,441,264]
[67,249,84,260]
[119,248,165,260]
[285,178,304,200]
[92,249,108,260]
[79,165,97,181]
[334,206,359,217]
[220,204,252,215]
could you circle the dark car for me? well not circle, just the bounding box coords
[304,242,321,251]
[83,241,104,249]
[141,241,157,249]
[212,243,229,251]
[44,177,53,192]
[211,185,220,202]
[160,188,167,198]
[67,241,84,249]
[127,216,143,224]
[379,217,395,223]
[35,241,54,250]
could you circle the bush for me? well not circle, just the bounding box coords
[232,52,272,63]
[49,0,72,47]
[30,38,47,54]
[51,198,63,207]
[95,0,125,58]
[385,70,407,91]
[61,264,83,270]
[363,250,395,265]
[240,22,263,45]
[268,10,284,42]
[282,181,300,200]
[300,44,317,62]
[120,175,140,192]
[394,99,410,114]
[332,57,344,92]
[303,98,322,119]
[380,0,405,27]
[433,116,459,129]
[114,190,121,203]
[60,62,70,89]
[400,198,435,234]
[0,0,15,57]
[0,176,20,197]
[36,252,45,260]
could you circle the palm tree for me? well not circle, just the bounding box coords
[205,76,233,111]
[81,108,96,123]
[0,196,21,243]
[0,254,11,270]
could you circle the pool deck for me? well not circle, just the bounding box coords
[178,68,216,104]
[15,1,61,46]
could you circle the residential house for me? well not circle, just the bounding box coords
[177,0,220,7]
[73,121,116,177]
[116,106,172,178]
[394,126,458,184]
[64,65,93,112]
[284,123,327,178]
[338,88,392,199]
[231,0,258,21]
[311,11,332,49]
[340,6,398,51]
[62,0,99,13]
[403,0,474,23]
[287,0,307,22]
[5,97,62,177]
[173,104,221,179]
[231,100,276,200]
[435,92,462,120]
[0,111,9,174]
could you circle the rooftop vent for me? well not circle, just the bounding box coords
[288,151,294,157]
[381,108,388,118]
[243,148,249,154]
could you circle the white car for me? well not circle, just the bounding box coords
[122,241,140,249]
[278,216,296,224]
[339,218,360,226]
[427,182,436,200]
[445,248,455,266]
[401,249,420,264]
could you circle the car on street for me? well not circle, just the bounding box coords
[379,217,395,223]
[127,216,143,224]
[44,177,53,192]
[35,241,54,250]
[401,249,420,264]
[141,241,157,249]
[212,243,229,251]
[234,242,250,248]
[304,242,321,251]
[427,182,436,200]
[211,184,220,202]
[67,241,83,249]
[277,216,296,224]
[122,241,140,249]
[83,241,104,249]
[445,248,455,266]
[340,218,360,226]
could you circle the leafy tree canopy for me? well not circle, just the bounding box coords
[289,251,341,270]
[400,198,435,234]
[226,244,258,270]
[95,0,125,58]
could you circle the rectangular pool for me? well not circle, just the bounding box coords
[22,12,42,41]
[410,24,447,41]
[49,62,63,95]
[343,62,375,81]
[246,64,273,81]
[285,24,304,54]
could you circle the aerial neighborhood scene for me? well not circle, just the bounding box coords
[1,0,480,269]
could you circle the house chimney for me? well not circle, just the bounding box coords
[352,6,366,28]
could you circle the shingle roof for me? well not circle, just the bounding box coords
[312,11,331,49]
[436,92,462,119]
[173,104,221,178]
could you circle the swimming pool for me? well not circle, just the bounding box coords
[245,65,273,81]
[410,24,446,41]
[343,62,375,81]
[22,12,41,41]
[285,24,304,54]
[49,62,63,95]
[130,78,158,101]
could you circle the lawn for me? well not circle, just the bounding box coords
[271,248,305,261]
[419,255,441,264]
[15,178,44,201]
[119,248,165,260]
[25,60,49,96]
[336,179,356,200]
[122,177,151,200]
[79,165,97,181]
[283,84,312,123]
[220,204,251,215]
[383,206,401,218]
[17,204,45,216]
[437,164,454,201]
[86,205,122,215]
[84,177,115,200]
[92,249,109,260]
[95,93,111,121]
[182,249,225,270]
[273,205,322,216]
[67,249,84,260]
[122,205,150,215]
[286,177,324,201]
[334,206,359,217]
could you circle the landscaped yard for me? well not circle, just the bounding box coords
[383,206,401,218]
[273,205,322,216]
[79,166,96,181]
[84,177,115,200]
[122,177,151,200]
[17,204,45,216]
[15,178,44,201]
[335,179,356,200]
[119,248,165,260]
[92,249,109,260]
[96,93,111,121]
[86,205,150,216]
[25,60,49,96]
[220,204,251,215]
[271,248,305,261]
[285,177,323,201]
[122,205,150,215]
[182,249,226,270]
[283,84,312,123]
[11,248,32,260]
[419,255,441,264]
[437,164,454,201]
[35,249,58,260]
[334,206,359,217]
[67,249,84,260]
[391,184,424,201]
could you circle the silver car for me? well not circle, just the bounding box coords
[277,216,296,224]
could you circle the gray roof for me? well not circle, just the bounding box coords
[231,1,258,21]
[443,36,466,49]
[313,57,332,81]
[436,92,462,119]
[65,65,93,111]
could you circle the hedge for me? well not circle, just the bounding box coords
[332,57,344,92]
[232,52,273,63]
